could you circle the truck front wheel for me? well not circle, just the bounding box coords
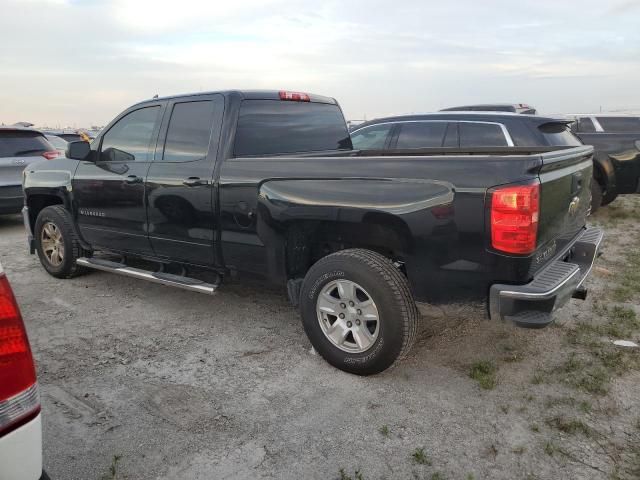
[34,205,89,278]
[299,249,418,375]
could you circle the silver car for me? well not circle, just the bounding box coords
[0,127,58,215]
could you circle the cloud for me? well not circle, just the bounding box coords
[0,0,639,126]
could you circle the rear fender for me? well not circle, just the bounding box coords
[259,178,454,233]
[257,178,455,281]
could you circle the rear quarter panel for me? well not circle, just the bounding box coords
[219,153,543,302]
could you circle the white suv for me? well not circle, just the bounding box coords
[0,261,46,480]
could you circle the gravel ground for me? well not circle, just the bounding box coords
[1,197,639,480]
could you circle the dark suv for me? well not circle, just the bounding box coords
[350,112,578,150]
[349,112,598,207]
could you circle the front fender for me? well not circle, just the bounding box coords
[23,158,78,194]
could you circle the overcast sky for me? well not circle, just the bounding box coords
[1,0,639,127]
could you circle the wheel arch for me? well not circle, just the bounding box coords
[282,217,412,280]
[25,190,67,234]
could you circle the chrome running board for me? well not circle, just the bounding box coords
[76,257,218,294]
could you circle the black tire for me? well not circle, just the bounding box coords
[590,180,603,213]
[34,205,89,278]
[299,248,418,375]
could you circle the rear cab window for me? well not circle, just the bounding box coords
[234,100,351,156]
[0,130,53,158]
[596,116,640,132]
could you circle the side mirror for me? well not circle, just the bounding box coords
[66,141,91,160]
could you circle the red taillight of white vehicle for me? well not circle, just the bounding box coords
[41,151,59,160]
[279,91,310,102]
[491,183,540,254]
[0,265,39,437]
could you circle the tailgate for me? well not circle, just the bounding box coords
[537,146,593,249]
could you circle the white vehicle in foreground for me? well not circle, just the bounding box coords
[0,262,47,480]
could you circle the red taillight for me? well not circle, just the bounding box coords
[42,151,58,160]
[0,268,39,436]
[491,183,540,254]
[279,90,310,102]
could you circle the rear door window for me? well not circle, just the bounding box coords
[234,100,351,156]
[459,123,508,147]
[596,116,640,132]
[395,122,448,148]
[350,124,394,150]
[162,101,215,162]
[577,117,596,133]
[0,131,53,158]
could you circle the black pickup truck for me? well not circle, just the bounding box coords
[22,90,603,375]
[567,114,640,208]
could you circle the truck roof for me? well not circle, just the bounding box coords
[133,90,339,107]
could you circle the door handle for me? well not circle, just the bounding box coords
[124,175,143,184]
[183,177,209,187]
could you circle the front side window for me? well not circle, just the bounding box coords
[396,122,448,148]
[350,124,393,150]
[163,101,215,162]
[100,106,160,162]
[459,123,508,147]
[596,116,640,132]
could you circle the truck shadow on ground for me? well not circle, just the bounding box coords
[0,213,22,229]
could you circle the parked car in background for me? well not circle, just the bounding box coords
[44,135,67,156]
[1,127,58,215]
[22,90,601,375]
[566,114,640,208]
[349,112,604,210]
[0,261,47,480]
[440,103,537,115]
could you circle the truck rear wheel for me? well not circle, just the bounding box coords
[299,248,418,375]
[34,205,89,278]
